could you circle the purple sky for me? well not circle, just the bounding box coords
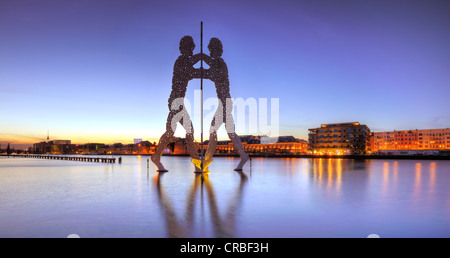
[1,0,449,146]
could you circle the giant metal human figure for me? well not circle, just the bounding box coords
[151,36,202,172]
[194,38,249,171]
[152,36,249,172]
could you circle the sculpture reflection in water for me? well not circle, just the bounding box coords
[154,170,248,238]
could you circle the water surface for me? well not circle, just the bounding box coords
[0,156,449,238]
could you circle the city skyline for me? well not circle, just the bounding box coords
[1,0,450,146]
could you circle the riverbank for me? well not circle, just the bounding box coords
[161,153,450,160]
[213,153,450,160]
[2,153,449,160]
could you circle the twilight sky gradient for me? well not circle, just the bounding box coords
[1,0,450,146]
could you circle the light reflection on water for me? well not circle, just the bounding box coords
[0,156,449,238]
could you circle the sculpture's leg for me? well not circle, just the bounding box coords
[182,116,203,173]
[192,158,213,173]
[205,131,218,162]
[193,130,217,172]
[180,111,199,159]
[225,106,249,171]
[151,111,177,172]
[205,111,222,163]
[192,103,223,172]
[151,131,171,172]
[185,132,199,159]
[228,132,249,171]
[186,132,203,173]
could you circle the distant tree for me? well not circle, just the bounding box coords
[6,143,11,155]
[170,142,175,152]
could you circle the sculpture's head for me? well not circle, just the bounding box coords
[179,36,195,56]
[208,37,223,58]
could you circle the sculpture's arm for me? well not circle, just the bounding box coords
[192,53,213,66]
[191,53,202,64]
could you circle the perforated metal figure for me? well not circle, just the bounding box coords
[197,38,249,171]
[151,36,202,172]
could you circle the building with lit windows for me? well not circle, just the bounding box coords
[373,131,396,151]
[395,130,419,150]
[372,128,450,152]
[33,140,76,154]
[418,129,450,150]
[198,135,308,155]
[308,122,371,155]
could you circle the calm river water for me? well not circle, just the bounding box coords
[0,155,449,238]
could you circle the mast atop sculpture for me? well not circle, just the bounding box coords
[200,21,204,174]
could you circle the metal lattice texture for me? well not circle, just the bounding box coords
[151,36,201,172]
[201,38,249,171]
[152,36,249,172]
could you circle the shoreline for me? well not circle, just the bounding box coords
[215,153,450,160]
[2,153,450,161]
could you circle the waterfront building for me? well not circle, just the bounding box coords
[308,122,371,155]
[374,130,418,151]
[33,142,51,154]
[198,135,308,155]
[395,130,419,150]
[33,140,76,154]
[53,140,72,145]
[51,140,76,154]
[81,143,107,154]
[105,143,124,154]
[31,139,157,155]
[372,128,450,152]
[137,141,156,154]
[418,128,450,150]
[373,131,396,151]
[173,138,190,155]
[104,143,140,155]
[243,136,308,155]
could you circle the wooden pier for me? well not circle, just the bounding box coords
[19,155,117,163]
